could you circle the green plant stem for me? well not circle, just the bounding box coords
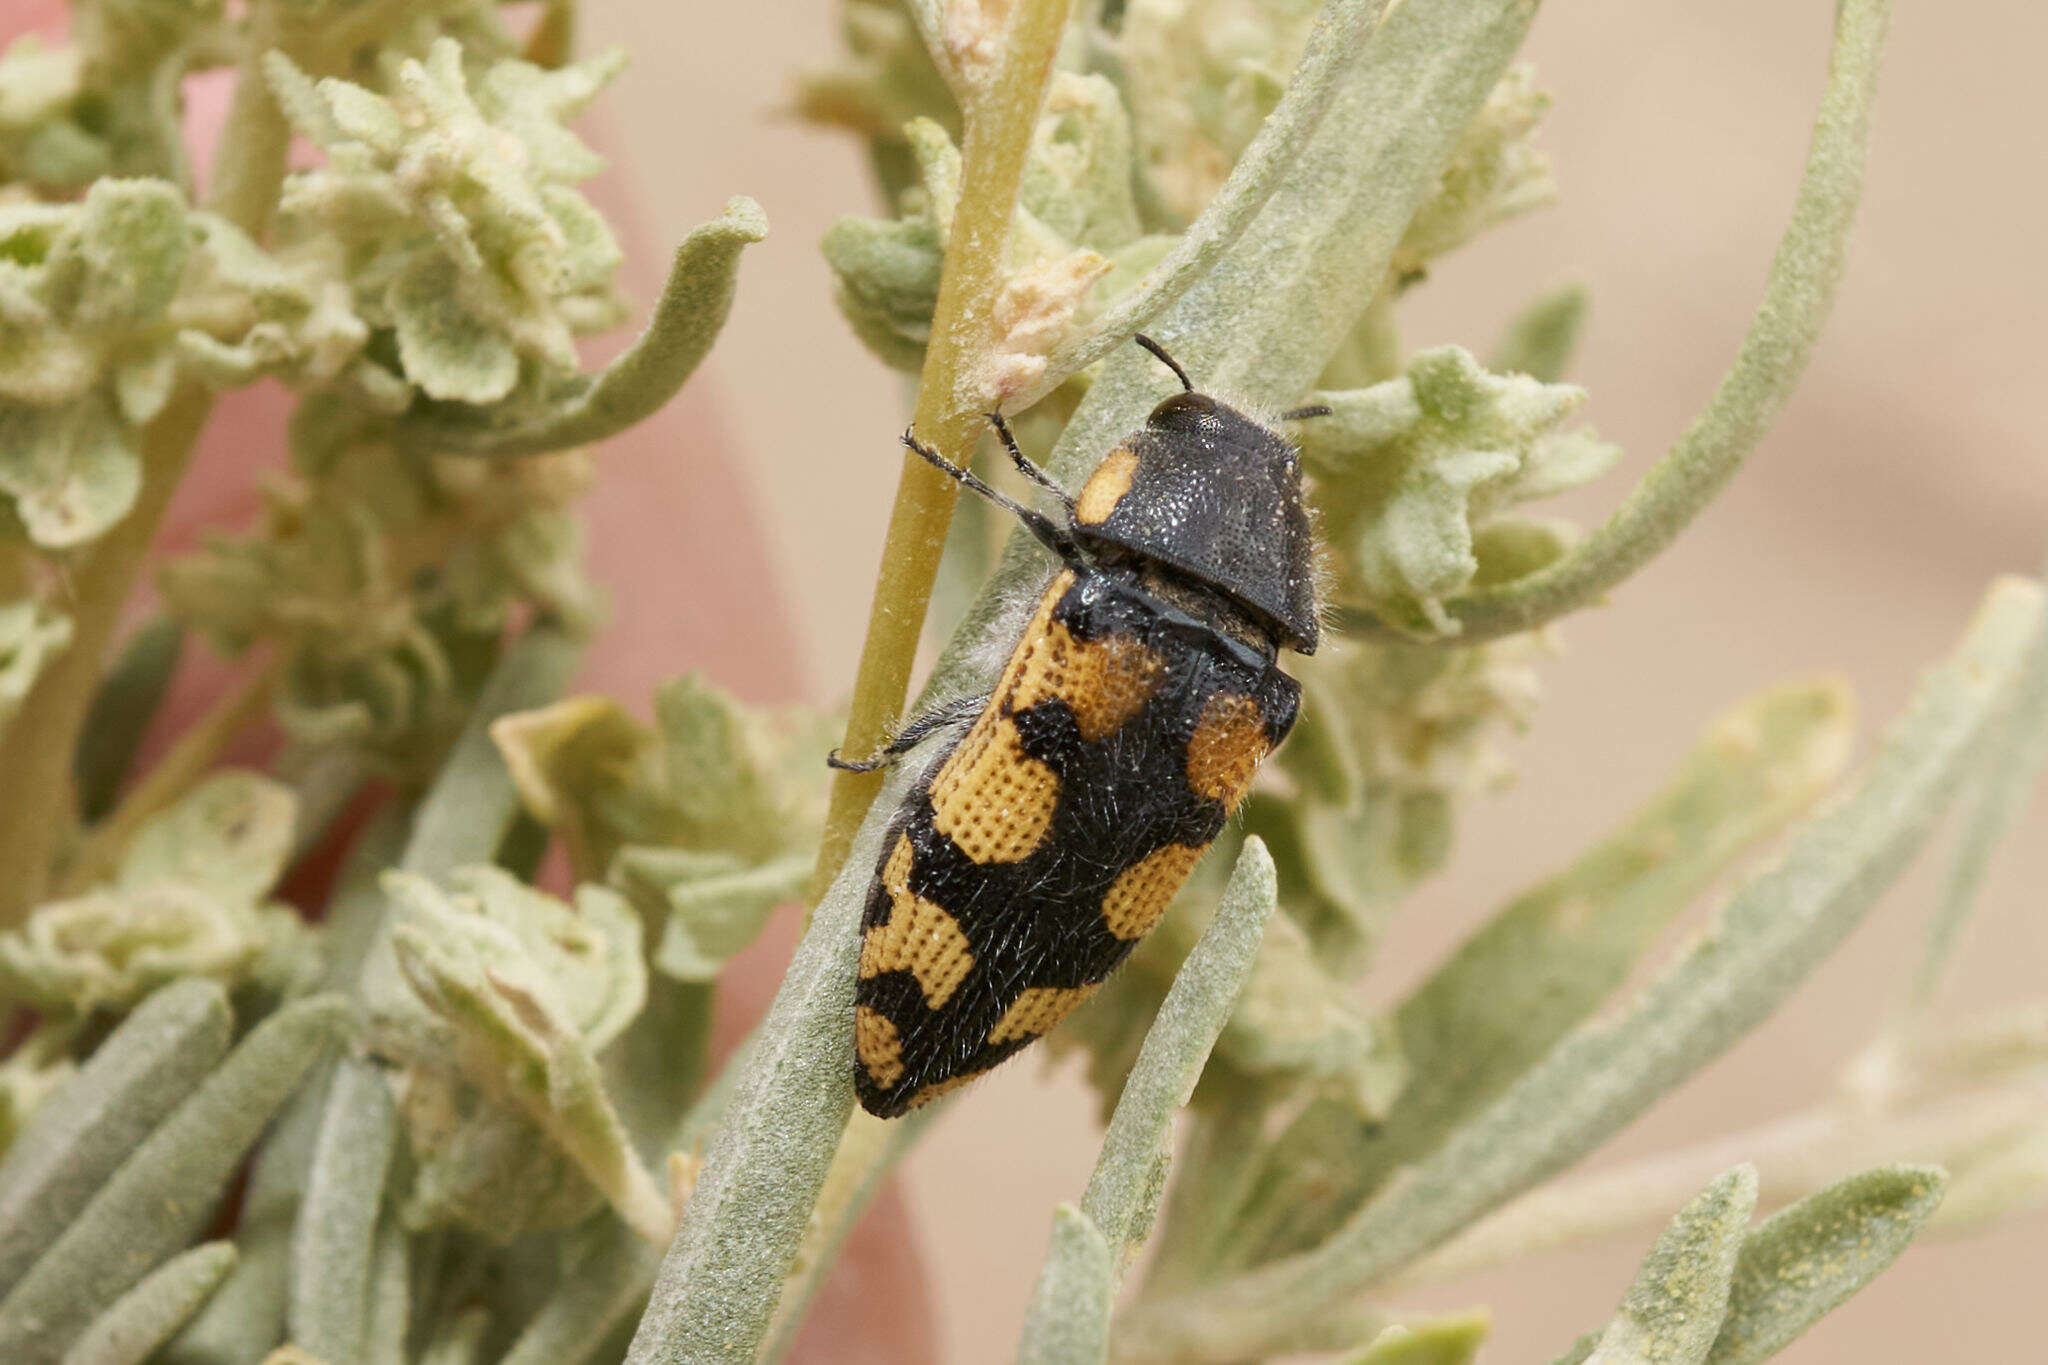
[1367,0,1893,642]
[810,0,1076,903]
[58,653,281,898]
[0,43,293,926]
[0,387,211,926]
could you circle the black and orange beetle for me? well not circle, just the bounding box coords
[838,336,1325,1117]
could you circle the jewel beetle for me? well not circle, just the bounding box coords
[839,336,1326,1118]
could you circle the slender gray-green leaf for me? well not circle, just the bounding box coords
[0,980,231,1295]
[1419,0,1893,640]
[165,824,396,1365]
[403,627,587,879]
[1488,284,1588,384]
[358,628,584,1035]
[1914,558,2048,1005]
[500,1217,662,1365]
[1083,840,1278,1260]
[1345,1312,1490,1365]
[289,1056,398,1362]
[1705,1165,1946,1365]
[0,995,349,1364]
[1584,1166,1756,1365]
[364,1212,410,1365]
[159,1059,335,1365]
[1023,0,1393,408]
[60,1241,235,1365]
[1016,843,1277,1361]
[760,1107,936,1363]
[1241,680,1851,1262]
[925,0,1543,706]
[1110,577,2041,1362]
[620,762,906,1364]
[418,1306,490,1365]
[398,198,768,457]
[1016,1204,1116,1365]
[72,617,184,823]
[1549,1334,1599,1365]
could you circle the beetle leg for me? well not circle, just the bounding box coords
[901,428,1085,563]
[828,692,991,771]
[986,412,1075,514]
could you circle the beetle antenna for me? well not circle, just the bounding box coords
[1134,334,1194,393]
[1280,404,1333,421]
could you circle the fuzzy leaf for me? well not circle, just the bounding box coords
[1084,839,1279,1262]
[0,598,72,732]
[73,617,182,823]
[0,981,230,1296]
[1112,578,2039,1362]
[623,850,809,983]
[386,867,664,1240]
[1705,1165,1946,1365]
[118,770,297,907]
[1416,0,1895,639]
[389,254,519,403]
[1346,1312,1491,1365]
[1583,1167,1757,1365]
[0,995,349,1364]
[0,397,142,548]
[0,773,311,1016]
[498,1217,661,1365]
[1015,1204,1116,1365]
[392,195,767,457]
[1489,283,1588,383]
[1392,63,1555,277]
[288,1058,398,1363]
[1240,678,1853,1263]
[1302,344,1617,636]
[62,1240,235,1365]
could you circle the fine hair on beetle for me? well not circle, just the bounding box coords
[844,333,1330,1117]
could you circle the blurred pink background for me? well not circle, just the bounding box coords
[576,0,2047,1359]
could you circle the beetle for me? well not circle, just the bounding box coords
[838,336,1325,1118]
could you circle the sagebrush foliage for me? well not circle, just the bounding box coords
[0,1,2040,1363]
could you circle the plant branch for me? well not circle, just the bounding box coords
[1392,1077,2044,1289]
[1012,0,1394,411]
[1110,576,2041,1362]
[810,0,1076,901]
[0,43,294,926]
[57,652,281,898]
[1354,0,1894,642]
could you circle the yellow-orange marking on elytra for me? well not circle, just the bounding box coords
[1005,619,1165,742]
[928,713,1061,864]
[987,985,1099,1045]
[1074,446,1140,525]
[906,1068,986,1110]
[1185,692,1269,809]
[1101,843,1205,939]
[855,1007,905,1088]
[861,834,976,1007]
